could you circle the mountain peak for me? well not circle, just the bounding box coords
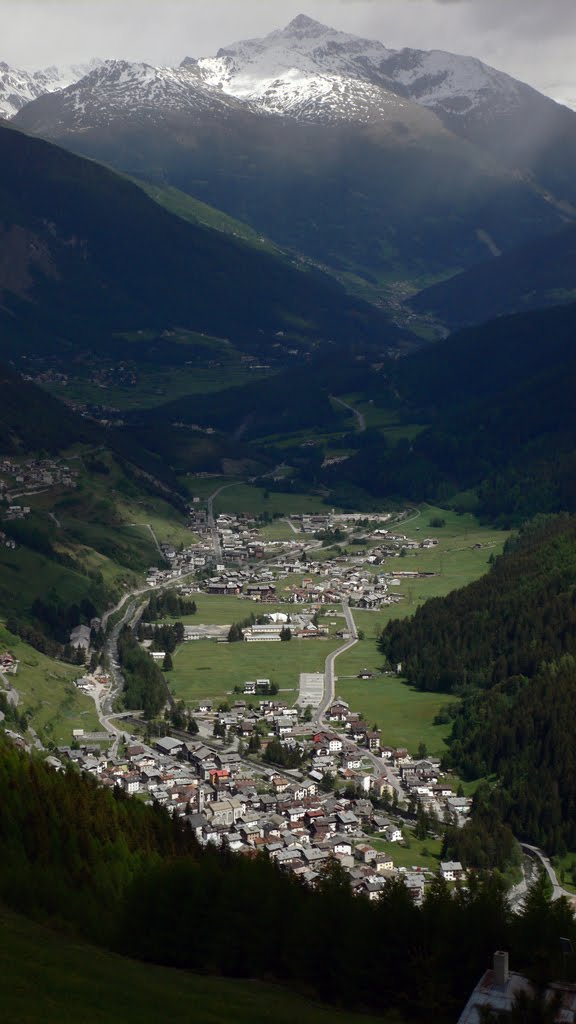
[285,14,328,35]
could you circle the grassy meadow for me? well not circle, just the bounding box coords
[335,672,455,756]
[0,906,398,1024]
[170,637,339,709]
[44,363,274,411]
[212,483,337,516]
[0,624,100,745]
[331,505,508,752]
[368,831,443,873]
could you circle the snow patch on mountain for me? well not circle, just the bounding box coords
[388,49,524,115]
[0,58,103,120]
[6,14,567,133]
[14,59,253,133]
[194,14,535,126]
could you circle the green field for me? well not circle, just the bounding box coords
[0,625,100,744]
[258,520,299,541]
[0,906,398,1024]
[312,505,506,751]
[170,594,342,640]
[169,594,299,626]
[212,483,337,516]
[0,544,104,618]
[369,831,443,872]
[339,394,427,445]
[336,672,454,756]
[170,638,340,708]
[45,364,274,411]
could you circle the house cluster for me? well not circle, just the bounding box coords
[274,560,400,611]
[316,699,472,824]
[2,505,31,522]
[203,568,277,599]
[187,509,296,566]
[52,729,445,903]
[72,670,110,695]
[145,552,210,588]
[213,513,293,563]
[398,758,473,824]
[288,512,393,535]
[0,457,78,500]
[0,652,19,675]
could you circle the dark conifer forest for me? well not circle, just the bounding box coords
[379,515,576,851]
[1,736,575,1022]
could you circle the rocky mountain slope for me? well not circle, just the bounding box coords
[11,52,566,291]
[191,14,576,204]
[13,59,252,134]
[8,15,576,303]
[194,14,530,127]
[0,59,101,119]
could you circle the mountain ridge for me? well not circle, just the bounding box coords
[0,58,102,119]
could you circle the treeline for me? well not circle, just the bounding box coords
[0,738,196,944]
[141,592,197,621]
[137,620,184,653]
[441,806,521,875]
[227,613,257,643]
[325,301,576,524]
[1,738,576,1020]
[6,596,102,663]
[378,514,576,694]
[378,515,576,853]
[449,657,576,854]
[262,737,303,768]
[117,626,166,719]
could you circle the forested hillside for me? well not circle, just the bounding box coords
[329,302,576,522]
[411,222,576,328]
[0,122,398,365]
[379,515,576,852]
[379,515,576,694]
[0,735,575,1021]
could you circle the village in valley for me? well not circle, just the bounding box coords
[0,492,483,906]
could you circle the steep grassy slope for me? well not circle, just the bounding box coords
[0,361,193,630]
[14,98,565,289]
[138,179,284,256]
[0,623,99,745]
[0,906,395,1024]
[0,122,398,363]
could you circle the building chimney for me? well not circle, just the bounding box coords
[493,951,509,987]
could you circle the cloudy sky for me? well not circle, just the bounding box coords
[4,0,576,106]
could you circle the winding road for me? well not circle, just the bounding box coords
[207,482,242,563]
[331,395,366,433]
[521,843,576,903]
[128,522,166,561]
[315,602,358,727]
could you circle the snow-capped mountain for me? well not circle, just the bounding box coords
[7,14,569,136]
[7,14,574,321]
[193,13,531,127]
[0,59,102,120]
[12,59,252,135]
